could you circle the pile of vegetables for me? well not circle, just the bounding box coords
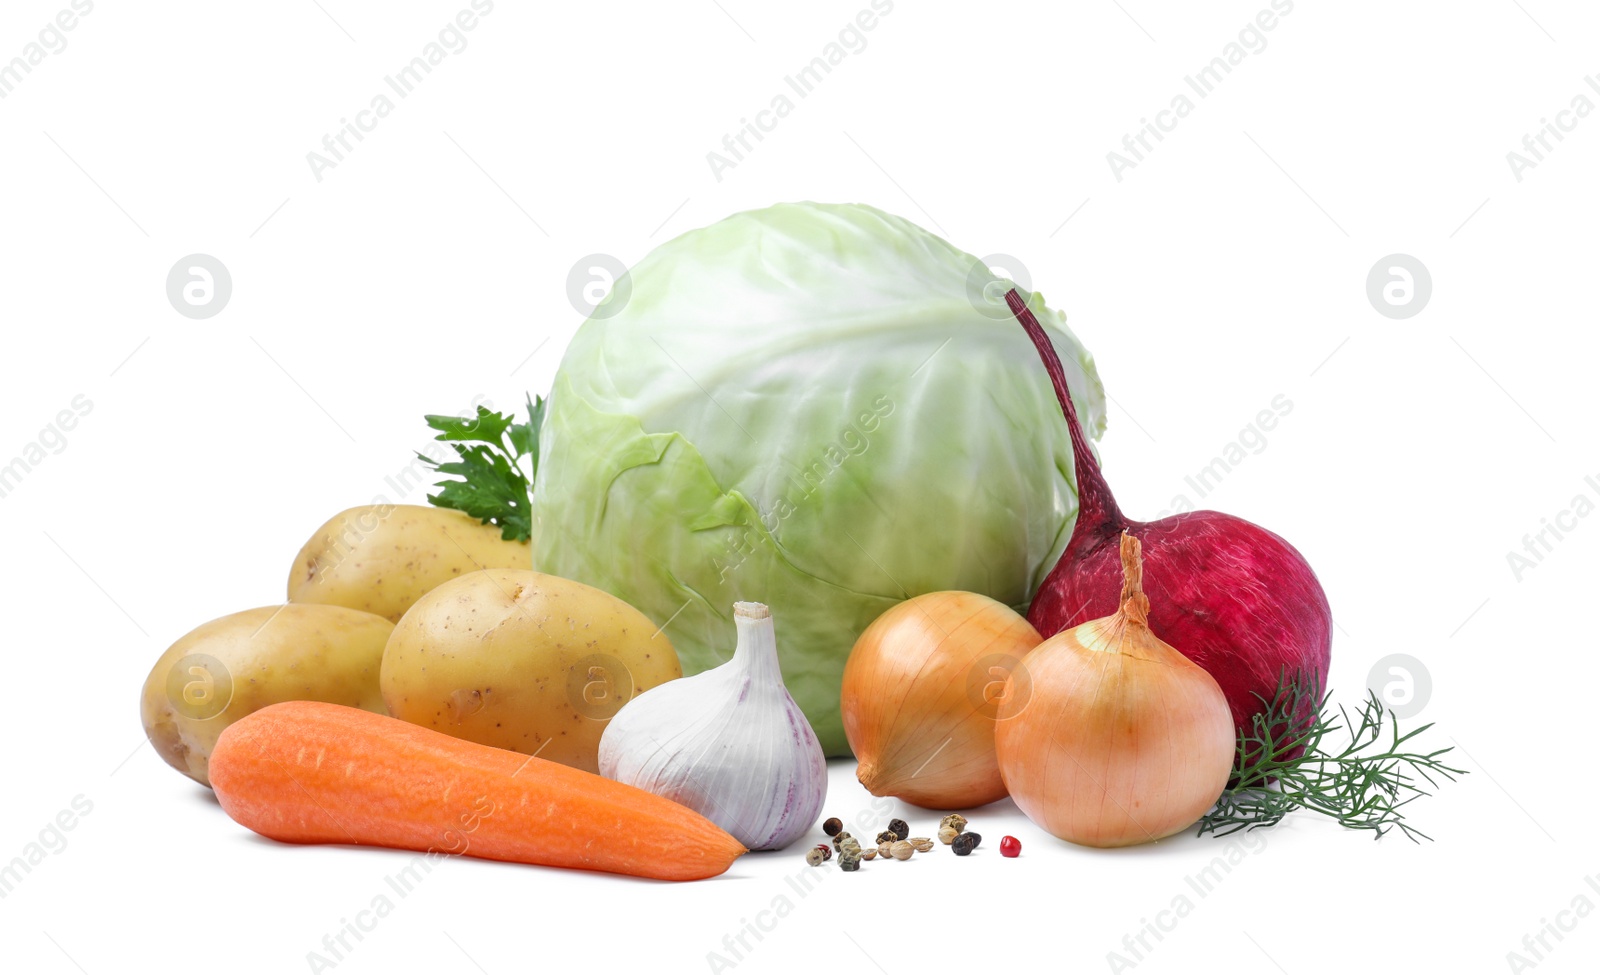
[526,202,1107,757]
[833,284,1461,845]
[1004,289,1333,746]
[139,201,1461,885]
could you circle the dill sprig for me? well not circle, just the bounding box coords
[1198,670,1466,842]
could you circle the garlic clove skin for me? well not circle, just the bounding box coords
[598,602,828,851]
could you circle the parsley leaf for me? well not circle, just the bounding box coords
[417,395,544,542]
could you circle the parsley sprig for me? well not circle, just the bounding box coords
[418,396,545,542]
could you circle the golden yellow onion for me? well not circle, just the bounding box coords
[995,533,1234,847]
[842,592,1041,809]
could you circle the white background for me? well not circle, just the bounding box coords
[1,1,1595,973]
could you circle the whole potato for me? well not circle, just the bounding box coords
[140,604,392,787]
[288,504,532,623]
[382,569,681,773]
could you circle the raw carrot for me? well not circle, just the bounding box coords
[208,701,747,881]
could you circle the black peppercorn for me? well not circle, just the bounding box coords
[875,830,900,844]
[953,831,981,856]
[888,818,910,840]
[822,817,843,837]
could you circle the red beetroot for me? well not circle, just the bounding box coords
[1006,290,1331,739]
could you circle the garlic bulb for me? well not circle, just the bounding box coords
[598,602,827,851]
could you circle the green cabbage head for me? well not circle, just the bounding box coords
[532,202,1105,756]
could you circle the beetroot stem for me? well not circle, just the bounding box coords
[1003,288,1122,535]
